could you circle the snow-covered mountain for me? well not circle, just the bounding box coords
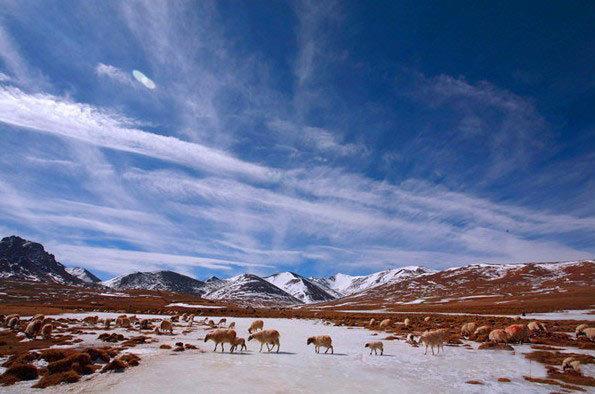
[311,266,435,296]
[206,274,301,306]
[66,267,101,283]
[103,271,206,295]
[264,272,336,303]
[0,235,83,285]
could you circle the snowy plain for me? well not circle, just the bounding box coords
[4,313,586,393]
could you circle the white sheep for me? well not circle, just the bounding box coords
[489,329,509,343]
[364,341,383,355]
[204,329,237,352]
[562,357,581,373]
[248,319,264,334]
[41,323,53,339]
[248,329,280,353]
[461,322,476,338]
[378,319,392,329]
[527,321,547,333]
[307,335,334,354]
[24,319,43,339]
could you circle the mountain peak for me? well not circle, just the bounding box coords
[66,267,101,283]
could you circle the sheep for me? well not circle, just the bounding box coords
[230,337,247,353]
[576,324,590,338]
[406,333,418,346]
[461,322,476,338]
[25,319,43,338]
[420,329,447,355]
[160,320,173,335]
[307,335,334,354]
[187,314,195,327]
[207,319,216,328]
[83,315,99,326]
[41,323,53,339]
[474,325,491,336]
[562,357,581,373]
[217,318,227,327]
[489,329,509,343]
[181,313,189,322]
[424,316,431,322]
[505,324,529,344]
[116,316,131,328]
[41,317,53,327]
[404,318,410,327]
[204,329,237,352]
[378,319,392,329]
[364,341,383,355]
[32,314,45,321]
[527,321,547,333]
[368,318,376,327]
[248,319,264,334]
[171,315,180,322]
[248,329,280,353]
[139,319,151,330]
[129,315,139,325]
[227,322,236,330]
[5,314,19,328]
[580,327,595,341]
[7,316,19,330]
[104,318,114,329]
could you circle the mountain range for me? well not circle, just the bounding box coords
[1,235,593,307]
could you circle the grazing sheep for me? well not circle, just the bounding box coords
[378,319,392,329]
[489,329,509,343]
[160,320,173,335]
[187,314,195,327]
[364,341,383,355]
[580,327,595,341]
[230,337,247,353]
[420,329,447,355]
[171,315,180,322]
[129,315,139,325]
[505,324,529,344]
[7,316,19,330]
[307,335,334,354]
[576,324,590,338]
[406,333,418,346]
[104,318,114,329]
[139,319,151,330]
[181,313,189,322]
[116,316,131,328]
[41,323,53,339]
[207,320,216,328]
[204,329,237,352]
[217,318,227,327]
[424,316,431,322]
[562,357,581,373]
[83,315,99,326]
[527,321,547,333]
[228,322,236,330]
[248,320,264,334]
[248,329,280,353]
[32,314,45,321]
[461,322,476,338]
[474,325,491,336]
[404,318,410,327]
[368,318,376,327]
[25,319,43,338]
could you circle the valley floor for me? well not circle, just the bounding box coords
[4,314,594,393]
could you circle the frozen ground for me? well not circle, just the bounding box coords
[4,313,580,393]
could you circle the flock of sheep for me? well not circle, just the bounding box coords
[2,312,594,371]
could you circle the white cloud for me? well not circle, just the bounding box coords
[132,69,156,90]
[0,85,275,180]
[95,63,135,87]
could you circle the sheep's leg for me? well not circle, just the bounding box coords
[276,342,280,353]
[221,344,225,353]
[214,343,218,352]
[259,343,263,352]
[424,345,428,355]
[380,348,383,356]
[331,346,334,354]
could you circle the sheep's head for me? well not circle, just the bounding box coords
[204,334,211,342]
[247,335,254,341]
[306,337,315,345]
[364,343,370,348]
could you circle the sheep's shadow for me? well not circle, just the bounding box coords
[318,353,348,356]
[257,351,297,355]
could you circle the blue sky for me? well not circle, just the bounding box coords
[0,1,593,280]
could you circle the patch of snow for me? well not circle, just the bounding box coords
[165,303,225,309]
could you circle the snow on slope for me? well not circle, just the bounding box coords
[66,267,101,283]
[103,271,206,295]
[206,274,302,306]
[264,272,336,303]
[313,266,435,296]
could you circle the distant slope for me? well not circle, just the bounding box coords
[66,267,101,283]
[206,274,302,306]
[104,271,206,295]
[0,235,83,285]
[318,261,595,312]
[312,266,435,296]
[265,272,336,303]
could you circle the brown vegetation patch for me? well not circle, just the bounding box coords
[497,377,511,383]
[159,344,172,349]
[546,366,595,387]
[33,370,80,388]
[524,351,594,366]
[98,333,126,342]
[523,376,585,392]
[0,363,39,385]
[466,380,483,385]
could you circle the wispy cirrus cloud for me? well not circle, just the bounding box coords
[95,63,136,87]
